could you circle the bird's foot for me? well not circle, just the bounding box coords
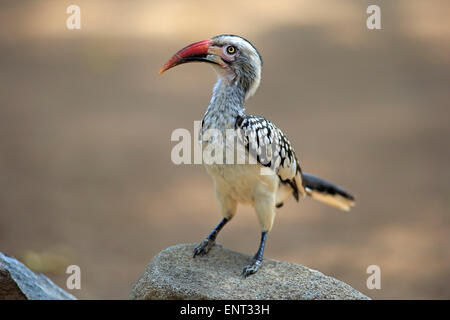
[242,258,262,278]
[193,238,215,258]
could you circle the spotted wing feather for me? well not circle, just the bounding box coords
[235,115,305,200]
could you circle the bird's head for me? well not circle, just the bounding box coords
[159,35,263,100]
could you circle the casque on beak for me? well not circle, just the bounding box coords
[159,39,222,75]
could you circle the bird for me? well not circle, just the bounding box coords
[159,34,355,277]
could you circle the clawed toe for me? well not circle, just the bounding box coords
[193,239,215,258]
[242,259,262,278]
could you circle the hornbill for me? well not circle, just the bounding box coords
[159,35,355,277]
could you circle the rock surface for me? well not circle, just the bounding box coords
[0,252,76,300]
[130,243,370,300]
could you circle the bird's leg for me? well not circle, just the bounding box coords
[244,185,275,277]
[243,231,268,277]
[193,218,229,257]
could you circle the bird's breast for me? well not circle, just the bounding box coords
[202,137,278,204]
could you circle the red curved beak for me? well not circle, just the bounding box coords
[159,40,213,75]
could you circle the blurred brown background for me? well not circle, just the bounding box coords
[1,0,449,299]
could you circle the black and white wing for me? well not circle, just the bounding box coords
[235,114,306,200]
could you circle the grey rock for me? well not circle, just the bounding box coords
[0,252,77,300]
[130,243,370,300]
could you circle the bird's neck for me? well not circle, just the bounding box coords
[202,78,246,130]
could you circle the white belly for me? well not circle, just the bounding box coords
[201,128,293,206]
[205,163,268,204]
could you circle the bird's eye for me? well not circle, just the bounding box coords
[226,46,236,55]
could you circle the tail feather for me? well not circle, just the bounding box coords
[302,173,355,211]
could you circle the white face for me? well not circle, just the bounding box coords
[210,35,262,100]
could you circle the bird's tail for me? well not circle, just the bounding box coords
[302,173,355,211]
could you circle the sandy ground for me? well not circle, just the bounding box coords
[0,0,449,299]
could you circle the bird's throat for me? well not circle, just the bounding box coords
[202,78,246,131]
